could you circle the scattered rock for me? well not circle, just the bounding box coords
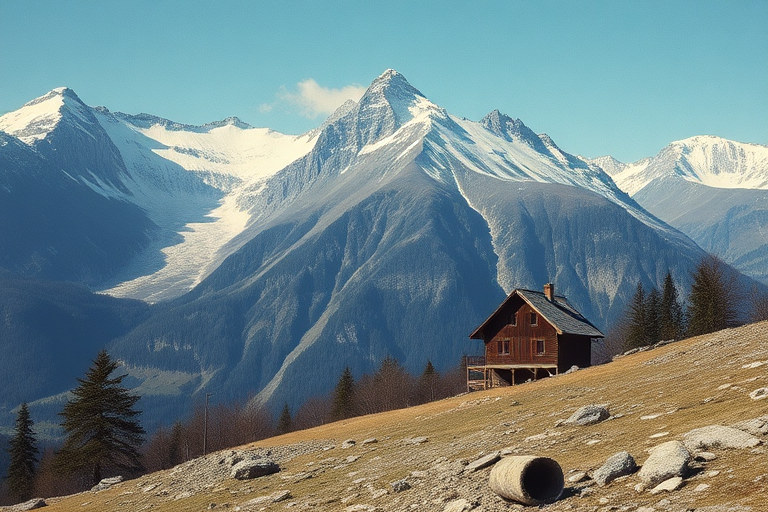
[408,436,428,445]
[91,475,124,491]
[342,439,356,449]
[649,476,683,494]
[464,451,500,472]
[694,451,717,462]
[731,416,768,436]
[592,451,637,486]
[222,451,246,467]
[410,470,428,478]
[5,498,47,511]
[563,365,580,374]
[345,505,376,512]
[638,440,691,487]
[683,425,762,451]
[231,459,280,480]
[749,388,768,400]
[565,404,610,425]
[370,488,387,499]
[694,483,710,492]
[443,498,475,512]
[390,479,411,492]
[742,361,766,369]
[361,438,378,445]
[567,471,588,483]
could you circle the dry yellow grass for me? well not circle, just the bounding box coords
[31,321,768,511]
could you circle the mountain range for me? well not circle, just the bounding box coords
[589,136,768,285]
[0,70,764,431]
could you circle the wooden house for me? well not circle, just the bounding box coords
[467,283,603,390]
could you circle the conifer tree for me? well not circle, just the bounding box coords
[6,403,39,504]
[687,255,739,336]
[276,403,292,435]
[625,282,648,349]
[55,350,145,486]
[330,367,355,421]
[416,360,440,404]
[659,271,684,340]
[646,287,661,344]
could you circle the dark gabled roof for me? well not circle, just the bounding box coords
[469,288,604,339]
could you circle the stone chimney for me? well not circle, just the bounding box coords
[544,282,555,301]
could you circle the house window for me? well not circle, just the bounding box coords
[536,340,545,355]
[509,312,517,326]
[530,312,538,326]
[497,340,510,355]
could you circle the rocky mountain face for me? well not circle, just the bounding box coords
[592,136,768,284]
[0,70,747,429]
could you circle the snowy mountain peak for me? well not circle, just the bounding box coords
[0,87,95,143]
[356,70,428,127]
[481,110,536,144]
[600,135,768,195]
[202,116,252,130]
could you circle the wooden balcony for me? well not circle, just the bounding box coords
[464,355,557,391]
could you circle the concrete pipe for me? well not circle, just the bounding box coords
[488,456,564,505]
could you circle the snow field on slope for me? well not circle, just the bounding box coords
[100,193,250,302]
[95,113,317,301]
[138,123,317,181]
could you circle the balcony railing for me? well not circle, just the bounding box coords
[465,355,486,367]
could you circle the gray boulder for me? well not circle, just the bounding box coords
[464,451,501,473]
[638,440,691,487]
[731,416,768,436]
[649,476,684,494]
[683,425,762,451]
[565,405,610,426]
[390,479,411,492]
[443,499,475,512]
[6,498,47,511]
[231,459,280,480]
[592,451,636,486]
[91,475,124,491]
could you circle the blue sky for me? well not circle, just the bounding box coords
[1,0,766,162]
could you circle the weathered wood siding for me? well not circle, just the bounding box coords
[484,298,558,366]
[557,334,592,371]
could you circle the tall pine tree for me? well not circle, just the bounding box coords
[6,403,39,504]
[688,255,739,336]
[415,360,440,404]
[625,282,648,350]
[646,287,661,345]
[330,367,355,421]
[55,350,145,486]
[276,403,293,435]
[659,271,684,340]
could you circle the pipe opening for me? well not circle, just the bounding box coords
[521,457,565,503]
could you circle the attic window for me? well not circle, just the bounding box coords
[530,312,538,326]
[509,312,517,326]
[536,340,545,355]
[497,340,510,355]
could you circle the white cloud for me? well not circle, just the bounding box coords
[270,79,366,119]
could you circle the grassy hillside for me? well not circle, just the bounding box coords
[31,321,768,511]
